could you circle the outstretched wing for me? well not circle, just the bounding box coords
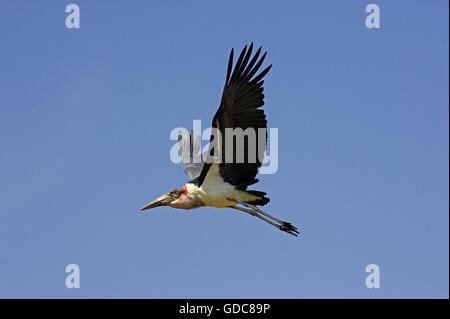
[195,43,271,188]
[178,130,206,181]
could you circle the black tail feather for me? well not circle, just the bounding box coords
[245,190,270,206]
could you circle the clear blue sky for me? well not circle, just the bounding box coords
[0,1,448,298]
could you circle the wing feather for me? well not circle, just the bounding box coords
[178,130,206,181]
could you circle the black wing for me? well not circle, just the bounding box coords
[195,43,271,188]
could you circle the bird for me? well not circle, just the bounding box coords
[141,43,299,237]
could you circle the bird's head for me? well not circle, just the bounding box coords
[140,186,187,211]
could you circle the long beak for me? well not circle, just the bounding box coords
[140,192,173,211]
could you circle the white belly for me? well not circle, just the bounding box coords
[185,162,260,208]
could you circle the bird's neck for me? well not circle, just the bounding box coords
[169,193,203,210]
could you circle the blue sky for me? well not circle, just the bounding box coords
[0,1,448,298]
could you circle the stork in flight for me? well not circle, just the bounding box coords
[141,43,299,236]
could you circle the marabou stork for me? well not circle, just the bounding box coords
[141,43,299,236]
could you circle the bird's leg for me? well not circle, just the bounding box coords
[230,205,293,234]
[228,198,299,236]
[240,202,283,224]
[245,203,299,236]
[230,199,299,235]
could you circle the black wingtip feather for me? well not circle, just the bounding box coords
[231,45,248,81]
[237,43,254,76]
[246,51,267,81]
[242,47,262,78]
[251,64,272,84]
[225,48,234,85]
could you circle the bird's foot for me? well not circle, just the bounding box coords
[279,221,300,237]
